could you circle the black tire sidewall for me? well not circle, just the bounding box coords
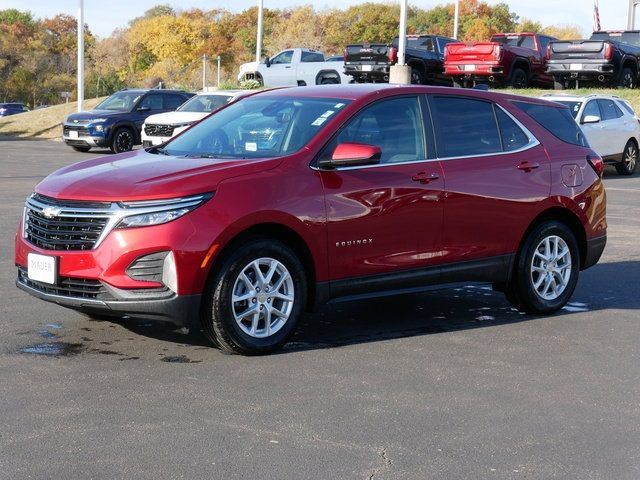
[204,239,306,355]
[509,68,528,88]
[618,68,635,88]
[512,221,580,314]
[410,68,423,85]
[616,140,637,175]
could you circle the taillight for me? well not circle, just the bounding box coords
[494,45,501,60]
[587,154,604,177]
[343,48,348,62]
[545,44,552,61]
[443,45,449,61]
[388,47,397,63]
[604,43,613,60]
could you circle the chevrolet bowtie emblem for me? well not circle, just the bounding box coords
[42,206,62,218]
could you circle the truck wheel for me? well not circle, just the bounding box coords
[110,127,134,153]
[508,68,528,88]
[320,77,339,85]
[201,238,307,355]
[617,68,636,88]
[452,78,464,88]
[410,68,424,85]
[615,139,638,175]
[553,79,565,90]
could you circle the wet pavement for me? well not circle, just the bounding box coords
[1,140,639,479]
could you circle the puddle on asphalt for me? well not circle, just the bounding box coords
[38,330,57,339]
[20,342,83,357]
[161,355,201,363]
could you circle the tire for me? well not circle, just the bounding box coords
[615,139,639,175]
[617,67,636,89]
[410,68,424,85]
[505,221,580,315]
[110,127,134,153]
[452,78,464,88]
[553,79,565,90]
[201,238,307,355]
[320,77,339,85]
[71,145,91,153]
[508,68,528,88]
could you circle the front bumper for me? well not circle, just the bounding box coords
[16,269,201,326]
[63,135,108,148]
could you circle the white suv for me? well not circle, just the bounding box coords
[141,90,249,147]
[545,94,640,175]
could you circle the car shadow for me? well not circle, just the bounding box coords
[103,260,640,354]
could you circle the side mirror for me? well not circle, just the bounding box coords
[318,143,381,169]
[582,115,600,124]
[264,56,271,68]
[137,106,150,112]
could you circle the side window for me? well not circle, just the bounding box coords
[597,99,623,120]
[430,96,502,157]
[164,94,185,110]
[139,95,163,111]
[271,50,293,64]
[301,51,324,62]
[496,108,529,152]
[582,100,601,121]
[539,36,551,52]
[421,37,435,52]
[513,101,588,147]
[319,96,426,165]
[520,36,535,50]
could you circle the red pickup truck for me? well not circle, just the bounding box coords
[444,32,557,88]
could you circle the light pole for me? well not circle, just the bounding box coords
[453,0,460,39]
[77,0,84,112]
[202,54,207,90]
[389,0,411,83]
[217,56,221,87]
[256,0,264,63]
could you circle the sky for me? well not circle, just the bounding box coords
[0,0,631,39]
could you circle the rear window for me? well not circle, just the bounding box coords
[513,101,588,147]
[491,35,535,50]
[591,31,640,47]
[552,101,583,119]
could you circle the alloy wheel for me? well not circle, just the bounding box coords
[624,142,638,173]
[231,257,294,338]
[530,235,572,301]
[115,130,133,152]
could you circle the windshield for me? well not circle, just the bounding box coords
[177,94,233,113]
[553,101,583,118]
[162,96,350,159]
[95,91,143,111]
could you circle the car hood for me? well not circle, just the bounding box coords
[144,111,208,126]
[65,110,128,122]
[35,149,282,202]
[239,61,259,73]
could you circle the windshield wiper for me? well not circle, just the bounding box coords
[184,153,240,159]
[151,147,169,155]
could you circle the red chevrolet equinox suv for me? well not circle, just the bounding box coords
[15,85,607,355]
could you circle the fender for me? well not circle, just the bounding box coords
[108,120,141,144]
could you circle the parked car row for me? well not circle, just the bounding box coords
[0,102,30,117]
[17,84,607,354]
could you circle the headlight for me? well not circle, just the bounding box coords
[115,192,213,229]
[94,124,104,132]
[90,118,108,123]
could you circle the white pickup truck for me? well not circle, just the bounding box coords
[238,48,351,87]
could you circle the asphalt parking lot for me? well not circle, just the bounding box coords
[1,139,639,479]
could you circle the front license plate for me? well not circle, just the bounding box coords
[570,63,583,70]
[28,253,57,285]
[361,65,373,72]
[68,130,79,139]
[463,64,476,71]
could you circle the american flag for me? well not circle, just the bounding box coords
[593,0,601,32]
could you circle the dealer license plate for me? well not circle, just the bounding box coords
[570,63,583,70]
[361,65,373,72]
[68,130,79,139]
[463,64,476,71]
[28,253,57,285]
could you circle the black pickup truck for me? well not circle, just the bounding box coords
[344,34,456,85]
[546,30,640,89]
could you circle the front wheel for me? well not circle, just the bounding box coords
[505,221,580,314]
[616,140,638,175]
[201,239,307,355]
[110,127,134,153]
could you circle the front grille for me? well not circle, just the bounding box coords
[24,194,112,251]
[17,267,114,300]
[144,124,174,137]
[63,125,89,136]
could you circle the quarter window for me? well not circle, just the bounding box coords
[496,109,529,152]
[319,97,426,165]
[430,96,502,157]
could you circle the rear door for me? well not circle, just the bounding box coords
[428,94,549,266]
[579,100,610,155]
[597,98,628,156]
[318,95,445,283]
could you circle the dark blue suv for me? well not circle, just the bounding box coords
[0,103,30,117]
[63,89,194,153]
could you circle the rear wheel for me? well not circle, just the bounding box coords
[617,68,636,88]
[410,68,424,85]
[110,127,134,153]
[201,239,306,355]
[320,76,339,85]
[553,79,565,90]
[615,139,638,175]
[71,145,91,153]
[505,221,580,314]
[508,68,528,88]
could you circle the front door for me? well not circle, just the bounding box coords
[265,50,295,86]
[318,96,445,282]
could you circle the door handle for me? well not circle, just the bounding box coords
[412,172,440,184]
[516,161,540,172]
[285,66,291,69]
